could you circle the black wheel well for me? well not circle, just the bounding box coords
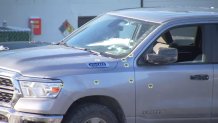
[63,95,126,123]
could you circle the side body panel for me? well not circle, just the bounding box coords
[135,65,213,123]
[14,60,136,123]
[211,24,218,123]
[134,21,214,123]
[212,66,218,123]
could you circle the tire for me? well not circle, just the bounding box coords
[63,103,119,123]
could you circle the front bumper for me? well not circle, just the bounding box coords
[0,106,63,123]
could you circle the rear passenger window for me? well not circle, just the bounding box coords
[170,27,198,46]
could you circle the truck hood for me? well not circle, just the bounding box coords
[0,45,118,78]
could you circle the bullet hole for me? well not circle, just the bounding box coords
[124,63,129,67]
[93,80,100,85]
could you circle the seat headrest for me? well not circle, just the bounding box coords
[157,36,167,44]
[157,31,173,44]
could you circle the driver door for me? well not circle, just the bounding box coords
[135,25,213,123]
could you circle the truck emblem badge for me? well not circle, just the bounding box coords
[143,110,162,115]
[88,62,109,68]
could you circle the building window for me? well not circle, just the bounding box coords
[78,16,96,27]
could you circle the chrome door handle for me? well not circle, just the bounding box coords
[190,74,209,80]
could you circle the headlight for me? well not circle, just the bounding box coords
[20,81,63,98]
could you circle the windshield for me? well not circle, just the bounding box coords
[66,14,158,58]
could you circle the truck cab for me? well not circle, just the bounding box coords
[0,7,218,123]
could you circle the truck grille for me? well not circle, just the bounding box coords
[0,77,14,103]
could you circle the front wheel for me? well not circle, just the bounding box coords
[63,103,119,123]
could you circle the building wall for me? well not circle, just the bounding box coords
[0,0,217,42]
[143,0,218,8]
[0,0,140,42]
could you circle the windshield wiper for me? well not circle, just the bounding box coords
[52,41,64,45]
[53,41,71,48]
[54,43,112,57]
[71,46,101,56]
[71,46,116,57]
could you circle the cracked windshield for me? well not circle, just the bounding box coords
[66,14,158,57]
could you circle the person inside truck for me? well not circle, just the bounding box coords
[150,26,203,63]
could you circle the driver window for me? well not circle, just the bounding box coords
[139,25,206,65]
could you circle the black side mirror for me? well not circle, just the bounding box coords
[146,47,178,64]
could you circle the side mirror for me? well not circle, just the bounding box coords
[146,47,178,64]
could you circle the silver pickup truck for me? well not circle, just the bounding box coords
[0,7,218,123]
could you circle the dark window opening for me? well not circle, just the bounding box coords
[78,16,96,28]
[138,25,206,65]
[152,26,203,63]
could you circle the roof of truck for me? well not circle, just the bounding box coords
[108,7,218,23]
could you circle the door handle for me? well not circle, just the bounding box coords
[190,74,209,80]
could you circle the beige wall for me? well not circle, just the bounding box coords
[0,0,217,42]
[0,0,140,42]
[143,0,218,8]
